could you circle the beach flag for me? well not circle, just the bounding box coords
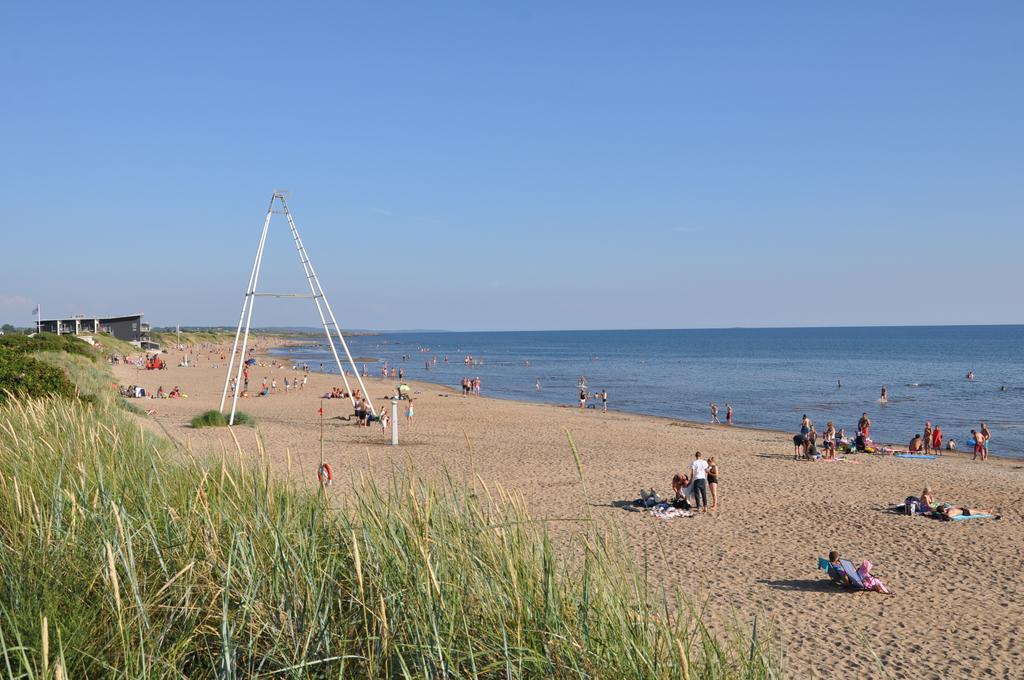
[318,407,324,416]
[32,306,39,315]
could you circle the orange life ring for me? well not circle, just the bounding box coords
[317,463,333,486]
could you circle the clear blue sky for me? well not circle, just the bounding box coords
[2,2,1021,330]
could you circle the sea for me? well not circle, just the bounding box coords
[269,326,1024,458]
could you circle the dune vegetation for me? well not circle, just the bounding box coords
[0,352,780,678]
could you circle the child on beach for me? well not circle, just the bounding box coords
[856,561,892,595]
[406,399,414,427]
[826,551,849,586]
[726,403,733,425]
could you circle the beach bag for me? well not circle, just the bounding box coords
[904,497,918,515]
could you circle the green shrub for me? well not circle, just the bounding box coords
[0,347,77,402]
[0,332,97,360]
[190,409,254,428]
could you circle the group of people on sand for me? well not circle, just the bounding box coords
[795,411,992,460]
[907,420,945,453]
[969,423,992,461]
[824,550,892,594]
[793,414,851,459]
[902,486,999,520]
[670,451,720,513]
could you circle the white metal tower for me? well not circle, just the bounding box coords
[219,191,373,425]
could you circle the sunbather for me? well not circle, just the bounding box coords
[934,504,997,520]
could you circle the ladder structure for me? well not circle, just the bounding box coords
[219,191,374,425]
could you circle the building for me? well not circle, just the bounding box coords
[37,313,151,344]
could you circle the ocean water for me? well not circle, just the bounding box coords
[270,326,1024,458]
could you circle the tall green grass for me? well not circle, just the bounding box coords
[191,409,255,428]
[0,365,779,678]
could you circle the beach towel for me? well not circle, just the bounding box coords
[950,513,994,521]
[895,454,936,460]
[650,504,694,519]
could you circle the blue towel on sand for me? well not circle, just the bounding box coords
[951,513,994,521]
[895,454,936,459]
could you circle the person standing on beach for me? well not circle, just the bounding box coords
[405,398,414,427]
[981,422,991,460]
[690,452,709,513]
[601,389,608,412]
[971,430,983,461]
[932,423,942,453]
[726,403,733,425]
[923,421,933,455]
[710,402,720,424]
[858,413,871,438]
[707,456,720,510]
[579,388,587,409]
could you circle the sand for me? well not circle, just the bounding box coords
[111,339,1024,678]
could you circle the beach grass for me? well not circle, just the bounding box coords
[0,356,780,678]
[190,408,255,428]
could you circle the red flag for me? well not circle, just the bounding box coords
[318,407,324,416]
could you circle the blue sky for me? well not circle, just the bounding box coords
[1,2,1021,330]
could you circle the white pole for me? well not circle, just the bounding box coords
[279,195,374,412]
[219,196,274,413]
[227,199,273,425]
[279,196,375,414]
[280,202,355,400]
[391,398,399,446]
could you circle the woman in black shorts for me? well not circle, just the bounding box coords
[707,456,720,510]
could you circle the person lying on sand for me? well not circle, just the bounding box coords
[933,504,999,520]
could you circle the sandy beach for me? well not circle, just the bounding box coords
[112,339,1024,678]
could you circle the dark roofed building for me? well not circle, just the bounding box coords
[37,314,151,344]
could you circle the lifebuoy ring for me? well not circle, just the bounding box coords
[318,463,333,487]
